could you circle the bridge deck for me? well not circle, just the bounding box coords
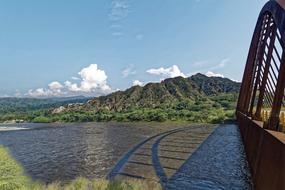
[108,124,253,189]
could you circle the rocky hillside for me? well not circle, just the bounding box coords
[75,73,240,112]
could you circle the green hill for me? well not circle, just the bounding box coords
[81,73,240,112]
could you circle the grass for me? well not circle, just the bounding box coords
[0,146,29,190]
[0,146,161,190]
[34,178,162,190]
[21,178,161,190]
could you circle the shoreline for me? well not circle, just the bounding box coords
[0,120,232,133]
[0,126,29,131]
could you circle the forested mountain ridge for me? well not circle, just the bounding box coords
[80,73,240,112]
[0,96,90,114]
[0,74,240,123]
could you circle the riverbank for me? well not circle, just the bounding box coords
[0,121,211,132]
[0,126,29,132]
[0,146,161,190]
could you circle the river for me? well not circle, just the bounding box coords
[0,122,183,183]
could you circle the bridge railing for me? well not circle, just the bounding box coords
[237,0,285,132]
[236,1,285,189]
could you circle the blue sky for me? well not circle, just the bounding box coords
[0,0,268,97]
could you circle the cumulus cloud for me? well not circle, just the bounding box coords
[70,64,111,93]
[205,71,240,82]
[64,81,80,92]
[147,65,186,79]
[48,81,63,90]
[28,88,52,97]
[132,80,144,86]
[27,64,112,97]
[205,71,224,78]
[28,81,64,97]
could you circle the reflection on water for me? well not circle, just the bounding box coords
[0,122,179,183]
[166,124,253,189]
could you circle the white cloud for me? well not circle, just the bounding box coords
[28,81,64,97]
[109,0,130,21]
[64,81,80,92]
[48,81,63,90]
[230,78,240,83]
[109,1,131,37]
[132,80,144,86]
[28,88,53,97]
[75,64,111,93]
[147,65,186,79]
[27,64,112,97]
[71,76,80,80]
[187,58,230,77]
[205,71,240,82]
[122,65,136,78]
[205,71,224,78]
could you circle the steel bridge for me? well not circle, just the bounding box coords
[107,1,285,189]
[237,0,285,189]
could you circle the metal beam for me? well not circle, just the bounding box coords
[255,26,277,121]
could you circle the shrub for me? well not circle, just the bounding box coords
[33,116,50,123]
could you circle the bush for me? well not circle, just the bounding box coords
[32,116,50,123]
[126,111,145,121]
